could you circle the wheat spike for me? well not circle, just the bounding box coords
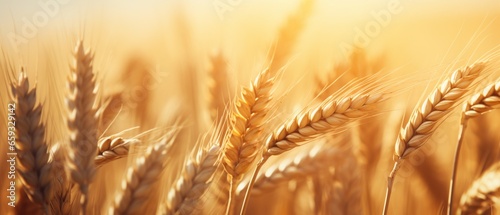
[207,51,231,123]
[237,145,337,195]
[448,80,500,214]
[48,143,73,215]
[95,137,140,166]
[111,138,173,215]
[330,142,362,215]
[264,93,385,156]
[12,71,53,213]
[464,81,500,118]
[457,162,500,214]
[65,40,99,213]
[164,145,221,214]
[385,61,488,215]
[394,62,487,160]
[223,68,274,179]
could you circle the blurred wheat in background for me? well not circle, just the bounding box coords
[1,0,500,214]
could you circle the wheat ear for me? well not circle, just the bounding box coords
[65,40,99,214]
[330,141,363,215]
[164,145,221,214]
[383,62,487,215]
[12,71,53,213]
[269,0,315,72]
[49,143,73,215]
[110,138,173,215]
[448,80,500,214]
[238,145,337,195]
[207,51,231,123]
[265,93,385,156]
[222,69,274,214]
[239,91,387,214]
[95,137,140,166]
[456,162,500,214]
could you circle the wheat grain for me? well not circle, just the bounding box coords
[457,162,500,214]
[12,71,53,213]
[164,145,221,214]
[110,138,173,215]
[65,40,99,214]
[95,137,140,166]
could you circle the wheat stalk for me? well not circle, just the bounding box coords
[95,137,140,166]
[65,40,99,214]
[457,162,500,214]
[383,61,488,215]
[448,80,500,214]
[12,71,53,213]
[164,145,221,214]
[110,138,173,215]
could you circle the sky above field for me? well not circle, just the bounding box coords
[0,0,499,72]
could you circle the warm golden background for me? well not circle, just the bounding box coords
[1,0,500,214]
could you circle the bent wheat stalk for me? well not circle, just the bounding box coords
[457,162,500,214]
[164,145,221,214]
[448,80,500,214]
[383,61,487,215]
[65,40,99,214]
[12,71,53,213]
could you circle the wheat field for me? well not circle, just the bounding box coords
[1,0,500,214]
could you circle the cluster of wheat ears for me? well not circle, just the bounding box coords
[2,1,500,215]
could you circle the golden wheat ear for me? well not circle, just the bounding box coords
[164,144,221,214]
[222,68,275,214]
[207,51,232,124]
[65,40,99,214]
[384,61,488,215]
[457,162,500,214]
[110,136,175,215]
[95,137,140,166]
[448,80,500,213]
[12,70,54,214]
